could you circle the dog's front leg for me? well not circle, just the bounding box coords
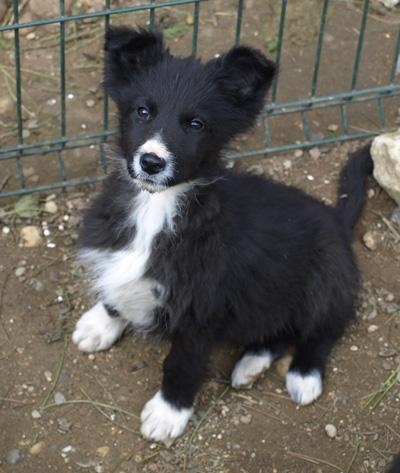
[140,329,211,442]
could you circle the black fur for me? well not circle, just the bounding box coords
[388,455,400,473]
[80,28,373,414]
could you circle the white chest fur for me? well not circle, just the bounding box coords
[81,185,188,330]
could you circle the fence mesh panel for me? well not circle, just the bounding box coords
[0,0,399,197]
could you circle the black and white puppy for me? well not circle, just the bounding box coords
[72,27,373,442]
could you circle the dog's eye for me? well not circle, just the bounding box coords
[189,119,204,131]
[137,107,150,120]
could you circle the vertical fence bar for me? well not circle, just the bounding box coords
[100,0,111,172]
[191,0,200,56]
[340,104,349,134]
[350,0,369,90]
[378,98,385,128]
[271,0,287,103]
[390,28,400,84]
[58,0,67,181]
[235,0,244,45]
[301,111,311,141]
[311,0,329,97]
[149,0,156,30]
[12,0,25,189]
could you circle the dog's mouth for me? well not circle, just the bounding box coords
[127,165,169,193]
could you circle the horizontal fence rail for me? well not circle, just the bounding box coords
[0,0,399,198]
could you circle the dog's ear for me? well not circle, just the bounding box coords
[104,27,166,95]
[215,46,276,109]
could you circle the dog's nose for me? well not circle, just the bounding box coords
[140,153,166,175]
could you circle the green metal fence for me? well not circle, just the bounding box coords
[0,0,399,198]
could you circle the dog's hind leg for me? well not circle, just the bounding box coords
[231,340,287,389]
[285,333,340,406]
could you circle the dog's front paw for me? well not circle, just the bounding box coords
[72,302,127,352]
[286,369,322,405]
[140,391,193,442]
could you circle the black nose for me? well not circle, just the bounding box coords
[140,153,166,175]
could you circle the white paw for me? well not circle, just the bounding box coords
[72,302,128,352]
[140,391,193,442]
[286,369,323,405]
[231,350,274,389]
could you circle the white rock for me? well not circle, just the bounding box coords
[379,0,399,8]
[31,409,42,419]
[368,324,378,333]
[20,226,42,247]
[15,267,26,277]
[371,129,400,205]
[325,424,337,438]
[362,231,378,251]
[44,201,58,214]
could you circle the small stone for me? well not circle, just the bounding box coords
[20,226,42,247]
[186,14,194,25]
[96,446,110,458]
[367,189,375,199]
[15,267,26,277]
[86,99,96,108]
[31,409,42,419]
[240,414,252,424]
[367,309,378,320]
[386,292,395,302]
[22,129,31,139]
[350,345,358,351]
[247,164,264,176]
[294,149,303,158]
[368,324,378,333]
[283,159,292,170]
[27,119,39,130]
[57,418,72,433]
[306,175,315,181]
[29,278,44,291]
[325,424,337,438]
[88,354,95,361]
[29,441,45,455]
[390,208,400,227]
[6,448,23,465]
[61,445,75,454]
[382,361,392,371]
[26,32,36,40]
[44,200,58,214]
[44,370,53,382]
[328,124,339,132]
[29,174,40,183]
[54,392,66,404]
[362,231,378,251]
[2,226,10,235]
[378,349,396,358]
[309,147,321,159]
[0,96,14,116]
[386,303,400,314]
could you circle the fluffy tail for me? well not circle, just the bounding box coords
[337,143,373,231]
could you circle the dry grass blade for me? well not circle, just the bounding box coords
[288,451,342,471]
[41,398,139,419]
[40,334,69,409]
[345,436,361,473]
[363,365,400,412]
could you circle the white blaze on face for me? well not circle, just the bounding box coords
[133,133,175,186]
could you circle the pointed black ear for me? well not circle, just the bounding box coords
[104,27,166,96]
[215,46,276,108]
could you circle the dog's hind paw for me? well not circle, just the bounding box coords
[72,302,128,352]
[286,369,322,405]
[231,350,274,389]
[140,391,192,442]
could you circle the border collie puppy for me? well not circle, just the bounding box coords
[72,27,373,442]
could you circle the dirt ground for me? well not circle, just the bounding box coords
[1,1,400,473]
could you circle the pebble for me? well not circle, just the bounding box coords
[57,418,72,433]
[367,189,375,199]
[31,409,42,419]
[240,414,252,424]
[15,267,26,277]
[294,149,303,158]
[44,201,58,214]
[306,175,315,181]
[283,159,292,170]
[382,361,392,371]
[44,370,53,382]
[368,324,378,333]
[247,164,264,176]
[20,226,42,247]
[362,231,378,251]
[54,392,66,404]
[2,226,10,235]
[86,99,96,108]
[378,349,396,358]
[328,124,339,132]
[309,147,321,159]
[96,446,110,458]
[350,345,358,351]
[27,119,39,130]
[325,424,337,438]
[29,278,44,291]
[367,309,378,320]
[22,129,31,139]
[29,441,45,455]
[391,207,400,227]
[6,448,23,465]
[26,32,36,40]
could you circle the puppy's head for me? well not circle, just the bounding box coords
[104,27,276,192]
